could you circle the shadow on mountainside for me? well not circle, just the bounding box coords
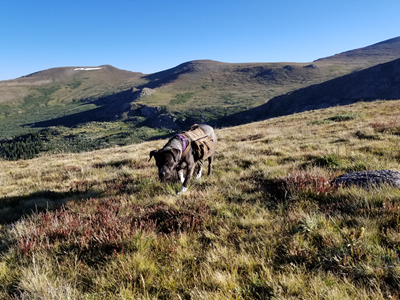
[249,57,400,119]
[22,63,195,129]
[24,88,138,128]
[215,57,400,126]
[22,73,186,129]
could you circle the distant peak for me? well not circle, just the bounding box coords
[314,35,400,64]
[372,36,400,46]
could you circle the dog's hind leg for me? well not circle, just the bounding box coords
[196,161,203,179]
[207,156,214,176]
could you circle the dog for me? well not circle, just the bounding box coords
[149,124,217,194]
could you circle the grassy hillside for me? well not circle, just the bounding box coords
[1,100,400,299]
[0,65,146,139]
[135,60,352,109]
[0,61,355,140]
[0,65,145,105]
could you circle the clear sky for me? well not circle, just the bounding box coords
[1,0,400,81]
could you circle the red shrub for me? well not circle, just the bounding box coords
[284,172,338,197]
[370,120,400,135]
[18,197,210,255]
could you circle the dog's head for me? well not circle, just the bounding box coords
[149,149,180,181]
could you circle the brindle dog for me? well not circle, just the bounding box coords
[149,124,217,194]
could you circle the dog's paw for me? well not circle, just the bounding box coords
[196,167,202,179]
[177,186,188,195]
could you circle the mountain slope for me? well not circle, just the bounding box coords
[315,36,400,65]
[0,65,145,105]
[247,57,400,120]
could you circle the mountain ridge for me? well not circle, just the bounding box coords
[314,36,400,65]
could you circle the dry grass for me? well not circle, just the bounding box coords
[1,100,400,299]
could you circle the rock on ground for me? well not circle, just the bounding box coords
[331,169,400,188]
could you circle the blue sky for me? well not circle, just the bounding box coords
[1,0,400,81]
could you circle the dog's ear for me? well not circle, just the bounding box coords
[165,149,180,162]
[149,150,159,162]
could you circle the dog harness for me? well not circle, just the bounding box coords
[175,134,190,171]
[177,134,186,153]
[176,124,214,166]
[181,124,215,161]
[177,134,191,159]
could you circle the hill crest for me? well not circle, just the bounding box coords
[315,36,400,64]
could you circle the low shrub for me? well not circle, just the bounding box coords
[315,154,341,169]
[308,113,360,125]
[371,120,400,135]
[283,171,338,197]
[324,113,360,122]
[16,197,210,255]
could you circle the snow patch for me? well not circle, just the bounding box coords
[74,67,102,71]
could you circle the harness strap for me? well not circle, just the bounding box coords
[177,134,191,160]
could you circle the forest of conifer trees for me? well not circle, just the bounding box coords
[0,132,45,160]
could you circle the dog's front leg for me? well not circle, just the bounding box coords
[178,170,185,183]
[178,164,195,195]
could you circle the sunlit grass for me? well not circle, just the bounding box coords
[1,100,400,299]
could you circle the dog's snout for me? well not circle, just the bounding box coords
[158,166,169,180]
